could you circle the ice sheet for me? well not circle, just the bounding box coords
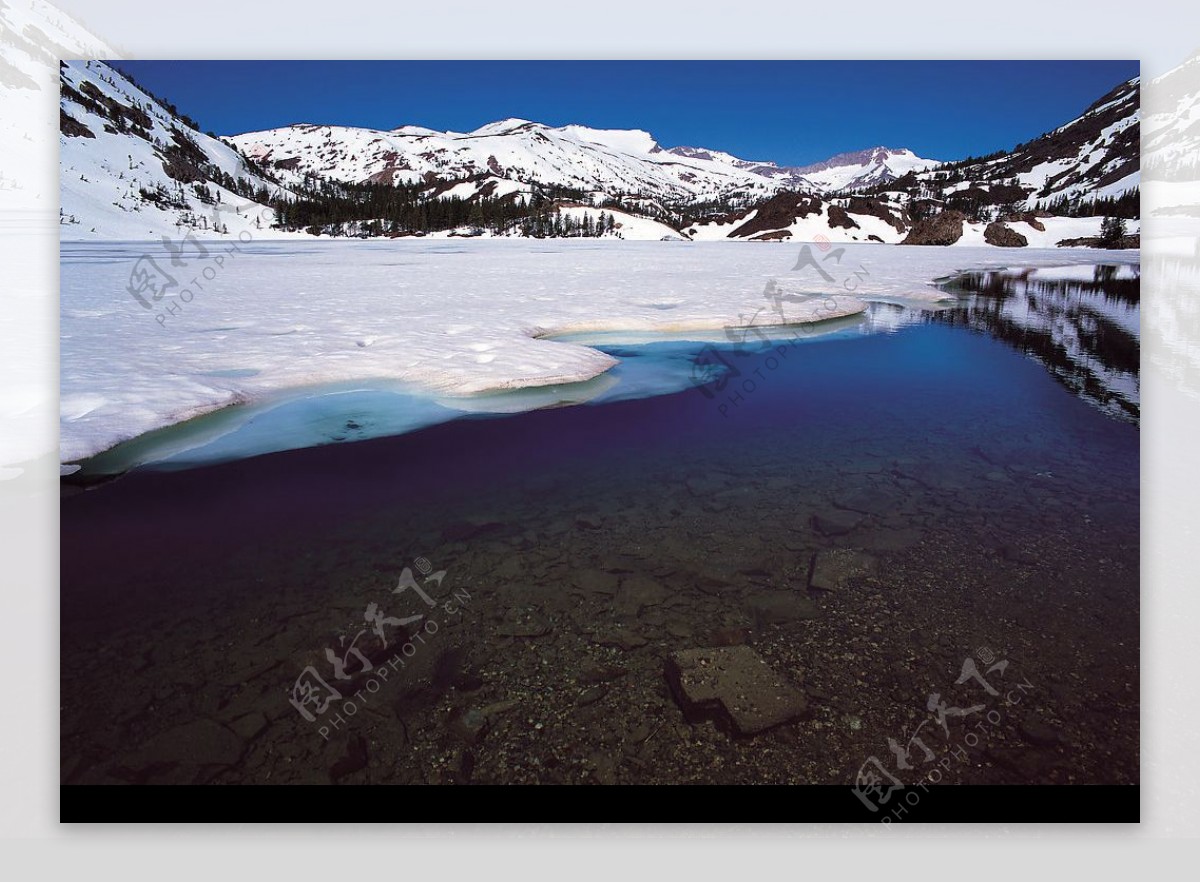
[59,239,1138,467]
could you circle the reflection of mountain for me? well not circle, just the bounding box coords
[934,266,1141,422]
[1146,253,1200,400]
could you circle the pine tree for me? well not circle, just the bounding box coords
[1099,216,1127,247]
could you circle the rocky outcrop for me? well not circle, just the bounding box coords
[826,204,859,230]
[1056,234,1140,249]
[1004,211,1046,231]
[899,210,966,245]
[984,221,1028,247]
[846,196,908,232]
[59,108,94,138]
[729,191,822,239]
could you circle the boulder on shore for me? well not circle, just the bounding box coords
[899,210,966,246]
[984,221,1028,247]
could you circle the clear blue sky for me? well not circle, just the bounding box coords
[111,60,1138,166]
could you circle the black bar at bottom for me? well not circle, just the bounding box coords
[61,784,1138,824]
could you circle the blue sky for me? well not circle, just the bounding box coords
[111,60,1138,166]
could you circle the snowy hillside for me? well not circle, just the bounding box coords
[687,79,1139,247]
[893,77,1141,213]
[686,191,1138,247]
[790,147,939,192]
[59,60,291,238]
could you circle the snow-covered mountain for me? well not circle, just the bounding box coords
[687,78,1140,245]
[230,120,944,211]
[789,147,939,192]
[229,118,801,210]
[895,77,1141,212]
[59,60,292,238]
[59,59,1139,246]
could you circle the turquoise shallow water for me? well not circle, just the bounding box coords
[59,272,1139,787]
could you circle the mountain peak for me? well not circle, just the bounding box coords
[794,146,911,174]
[790,146,939,191]
[470,118,537,136]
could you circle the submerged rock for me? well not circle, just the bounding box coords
[665,646,807,735]
[570,568,621,595]
[447,699,520,745]
[439,520,505,543]
[808,549,876,591]
[811,509,864,537]
[1019,715,1063,747]
[497,607,551,638]
[593,628,648,651]
[111,718,246,784]
[614,574,670,616]
[329,733,369,781]
[745,592,819,626]
[140,718,245,768]
[709,625,752,646]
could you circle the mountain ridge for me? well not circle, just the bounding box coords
[59,58,1140,246]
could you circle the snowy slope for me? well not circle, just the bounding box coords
[59,60,294,239]
[790,147,940,192]
[898,77,1140,211]
[686,78,1141,245]
[687,198,1139,247]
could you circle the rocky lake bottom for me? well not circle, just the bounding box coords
[60,289,1140,789]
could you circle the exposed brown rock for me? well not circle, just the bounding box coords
[729,191,822,239]
[899,210,966,246]
[1003,211,1046,231]
[826,204,859,230]
[846,196,908,232]
[59,108,94,138]
[1056,234,1140,249]
[984,221,1028,247]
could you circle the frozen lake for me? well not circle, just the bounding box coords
[60,239,1138,472]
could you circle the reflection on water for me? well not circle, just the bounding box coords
[1147,253,1200,401]
[934,265,1140,422]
